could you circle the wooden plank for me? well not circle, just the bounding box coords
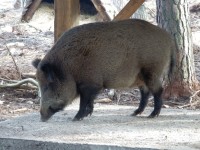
[54,0,80,42]
[91,0,111,21]
[113,0,145,21]
[22,0,42,22]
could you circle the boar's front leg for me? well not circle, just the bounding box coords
[73,83,101,121]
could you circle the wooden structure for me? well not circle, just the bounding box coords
[54,0,80,42]
[54,0,145,41]
[91,0,111,21]
[113,0,145,20]
[22,0,42,22]
[22,0,145,42]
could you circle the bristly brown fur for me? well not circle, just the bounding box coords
[33,19,176,121]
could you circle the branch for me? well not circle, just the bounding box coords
[189,89,200,103]
[5,45,22,79]
[94,98,112,104]
[0,77,18,83]
[178,90,200,109]
[21,73,36,79]
[0,78,38,88]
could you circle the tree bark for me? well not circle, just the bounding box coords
[156,0,199,98]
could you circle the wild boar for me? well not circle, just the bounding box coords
[32,19,175,121]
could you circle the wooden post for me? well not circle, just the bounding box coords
[22,0,42,22]
[54,0,80,42]
[91,0,111,21]
[113,0,145,21]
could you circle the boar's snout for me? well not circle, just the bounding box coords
[40,107,53,122]
[40,105,62,122]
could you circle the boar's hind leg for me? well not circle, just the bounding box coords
[140,69,163,118]
[146,78,163,118]
[148,85,163,118]
[73,84,101,121]
[132,86,150,116]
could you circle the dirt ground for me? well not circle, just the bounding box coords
[0,0,200,122]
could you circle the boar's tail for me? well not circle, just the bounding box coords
[168,40,176,82]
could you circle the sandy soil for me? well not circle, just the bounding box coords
[0,0,200,122]
[0,104,200,150]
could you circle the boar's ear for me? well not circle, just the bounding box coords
[41,63,55,83]
[32,58,41,68]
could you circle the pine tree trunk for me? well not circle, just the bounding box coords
[156,0,199,97]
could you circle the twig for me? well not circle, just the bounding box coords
[5,45,22,79]
[27,24,42,33]
[189,89,200,103]
[166,101,185,105]
[13,108,28,113]
[21,73,36,79]
[0,78,38,88]
[94,98,112,104]
[177,101,199,109]
[178,90,200,108]
[120,92,135,97]
[0,78,18,83]
[177,104,191,109]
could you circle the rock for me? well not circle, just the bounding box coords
[0,100,5,105]
[9,47,23,56]
[26,101,34,105]
[6,42,24,47]
[192,31,200,48]
[1,26,12,32]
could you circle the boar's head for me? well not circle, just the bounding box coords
[32,58,77,121]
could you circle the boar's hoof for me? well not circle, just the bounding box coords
[72,117,83,121]
[73,106,93,121]
[131,109,144,116]
[148,110,160,118]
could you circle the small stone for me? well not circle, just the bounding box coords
[163,104,170,108]
[1,26,12,32]
[0,100,5,105]
[26,101,34,105]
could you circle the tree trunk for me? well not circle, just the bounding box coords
[156,0,199,98]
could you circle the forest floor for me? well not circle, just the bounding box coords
[0,0,200,122]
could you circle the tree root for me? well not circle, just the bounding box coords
[0,78,38,88]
